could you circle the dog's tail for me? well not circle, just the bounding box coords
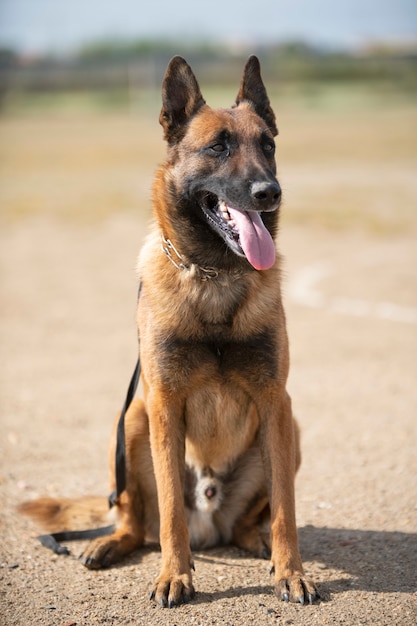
[18,495,111,532]
[18,496,114,555]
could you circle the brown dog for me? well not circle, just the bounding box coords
[20,56,319,607]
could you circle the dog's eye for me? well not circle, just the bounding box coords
[210,143,226,153]
[263,141,275,153]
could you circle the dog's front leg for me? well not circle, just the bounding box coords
[147,392,194,608]
[261,389,319,604]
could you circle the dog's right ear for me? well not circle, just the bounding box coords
[159,56,206,145]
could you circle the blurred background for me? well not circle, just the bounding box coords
[0,0,416,229]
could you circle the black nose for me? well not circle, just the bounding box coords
[251,181,281,208]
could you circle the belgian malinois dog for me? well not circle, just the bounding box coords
[20,56,319,607]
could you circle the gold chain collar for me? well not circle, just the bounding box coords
[161,235,243,282]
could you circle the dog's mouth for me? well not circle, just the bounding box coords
[199,192,276,271]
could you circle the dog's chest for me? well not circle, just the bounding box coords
[184,378,259,470]
[161,331,277,387]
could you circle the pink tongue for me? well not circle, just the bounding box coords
[227,207,276,270]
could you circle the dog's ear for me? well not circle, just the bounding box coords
[235,56,278,136]
[160,56,206,144]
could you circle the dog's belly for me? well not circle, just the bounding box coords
[184,382,259,471]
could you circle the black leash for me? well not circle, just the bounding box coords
[37,525,116,555]
[108,356,141,507]
[37,282,142,554]
[109,279,142,506]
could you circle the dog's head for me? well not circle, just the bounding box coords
[157,56,281,272]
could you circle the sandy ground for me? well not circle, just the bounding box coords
[1,212,416,625]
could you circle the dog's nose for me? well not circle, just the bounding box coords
[251,181,281,208]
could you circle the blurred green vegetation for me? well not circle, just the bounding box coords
[1,40,416,234]
[0,39,416,116]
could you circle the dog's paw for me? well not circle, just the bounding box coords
[149,574,195,608]
[80,533,140,569]
[275,573,320,604]
[80,537,121,569]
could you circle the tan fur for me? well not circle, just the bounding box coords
[18,496,109,532]
[19,56,318,607]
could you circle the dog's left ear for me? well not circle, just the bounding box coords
[235,56,278,136]
[160,56,206,144]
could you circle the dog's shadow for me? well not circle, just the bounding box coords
[78,525,415,604]
[298,525,416,594]
[192,525,416,604]
[118,525,416,603]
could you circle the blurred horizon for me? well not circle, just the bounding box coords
[1,0,416,56]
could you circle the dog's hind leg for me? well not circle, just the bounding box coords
[80,490,145,569]
[232,495,271,559]
[81,399,157,569]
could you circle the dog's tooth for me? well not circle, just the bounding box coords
[220,207,232,223]
[228,220,235,228]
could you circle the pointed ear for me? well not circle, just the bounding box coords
[159,56,206,144]
[235,55,278,136]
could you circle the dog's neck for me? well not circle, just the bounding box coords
[161,235,244,282]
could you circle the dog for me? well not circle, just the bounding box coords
[19,55,319,607]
